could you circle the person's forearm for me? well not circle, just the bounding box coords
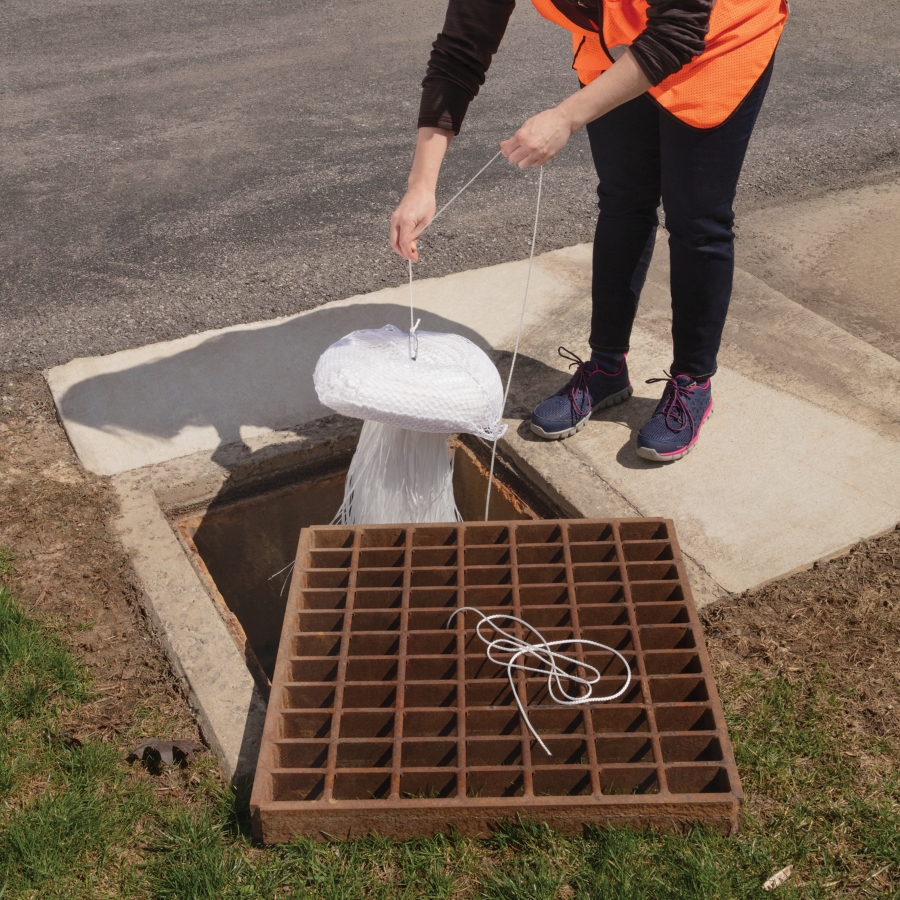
[499,49,653,168]
[408,127,454,194]
[558,50,652,132]
[390,127,454,262]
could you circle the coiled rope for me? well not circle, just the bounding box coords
[405,149,543,520]
[447,607,633,755]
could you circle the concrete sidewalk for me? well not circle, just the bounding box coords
[737,180,900,363]
[47,184,900,600]
[503,243,900,596]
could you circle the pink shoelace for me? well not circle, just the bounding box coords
[645,373,699,438]
[557,346,594,417]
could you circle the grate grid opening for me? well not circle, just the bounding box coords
[251,519,742,841]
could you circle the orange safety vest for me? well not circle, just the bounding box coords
[530,0,788,128]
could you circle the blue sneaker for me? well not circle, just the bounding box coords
[531,347,633,440]
[636,374,713,462]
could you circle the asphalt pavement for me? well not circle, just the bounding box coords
[2,0,898,372]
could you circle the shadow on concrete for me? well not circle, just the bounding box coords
[57,303,481,450]
[233,684,268,785]
[57,301,572,454]
[605,396,663,470]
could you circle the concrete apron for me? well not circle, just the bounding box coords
[46,238,900,780]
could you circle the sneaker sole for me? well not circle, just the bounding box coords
[530,385,634,441]
[636,402,714,463]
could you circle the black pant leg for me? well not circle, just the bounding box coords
[585,94,662,353]
[660,57,775,378]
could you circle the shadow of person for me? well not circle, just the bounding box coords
[608,396,665,469]
[57,303,502,455]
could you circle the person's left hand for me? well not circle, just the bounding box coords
[500,106,574,168]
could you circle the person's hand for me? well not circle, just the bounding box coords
[500,106,575,168]
[390,187,436,263]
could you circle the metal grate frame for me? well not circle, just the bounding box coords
[250,519,741,841]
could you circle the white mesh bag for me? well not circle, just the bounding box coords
[314,324,506,441]
[314,324,506,525]
[331,421,460,525]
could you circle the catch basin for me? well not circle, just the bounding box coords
[173,437,552,688]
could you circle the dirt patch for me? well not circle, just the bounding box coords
[703,529,900,816]
[703,531,900,731]
[0,373,199,747]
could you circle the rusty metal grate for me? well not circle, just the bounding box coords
[250,519,741,841]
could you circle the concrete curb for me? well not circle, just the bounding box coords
[113,474,266,782]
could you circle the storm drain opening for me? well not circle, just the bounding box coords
[250,518,742,842]
[171,437,554,688]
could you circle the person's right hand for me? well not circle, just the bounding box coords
[390,187,436,263]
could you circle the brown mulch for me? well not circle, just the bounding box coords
[703,530,900,744]
[0,373,199,747]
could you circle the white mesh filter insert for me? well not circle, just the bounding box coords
[314,324,506,441]
[333,421,460,525]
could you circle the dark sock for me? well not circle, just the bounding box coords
[673,373,710,387]
[590,348,625,373]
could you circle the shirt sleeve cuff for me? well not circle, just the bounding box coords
[418,77,473,135]
[629,37,677,87]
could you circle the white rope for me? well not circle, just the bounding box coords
[447,607,632,756]
[407,149,503,353]
[485,165,543,519]
[398,147,541,520]
[428,150,504,232]
[409,259,415,332]
[268,558,295,597]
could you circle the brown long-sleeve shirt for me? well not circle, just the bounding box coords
[418,0,714,133]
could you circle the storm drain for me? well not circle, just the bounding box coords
[250,518,741,841]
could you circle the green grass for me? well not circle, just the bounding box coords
[0,548,16,579]
[0,557,898,899]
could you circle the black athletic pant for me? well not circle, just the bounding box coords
[585,56,774,379]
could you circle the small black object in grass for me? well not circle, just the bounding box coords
[43,728,83,748]
[127,739,203,772]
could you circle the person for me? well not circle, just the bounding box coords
[390,0,788,462]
